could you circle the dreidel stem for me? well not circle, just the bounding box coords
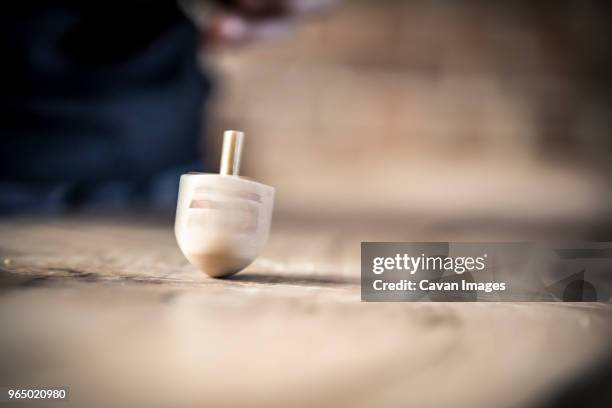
[219,130,244,176]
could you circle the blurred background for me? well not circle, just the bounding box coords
[2,0,612,238]
[203,0,612,240]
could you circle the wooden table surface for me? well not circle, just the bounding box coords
[0,216,611,408]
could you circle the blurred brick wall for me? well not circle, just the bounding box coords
[203,0,612,226]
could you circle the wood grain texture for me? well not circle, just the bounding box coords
[0,216,611,408]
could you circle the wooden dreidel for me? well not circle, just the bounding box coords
[175,130,275,278]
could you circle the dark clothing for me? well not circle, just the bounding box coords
[0,1,211,213]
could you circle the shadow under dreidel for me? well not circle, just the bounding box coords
[227,272,359,287]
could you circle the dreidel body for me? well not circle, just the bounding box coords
[175,131,274,277]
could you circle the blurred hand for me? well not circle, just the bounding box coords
[202,0,336,46]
